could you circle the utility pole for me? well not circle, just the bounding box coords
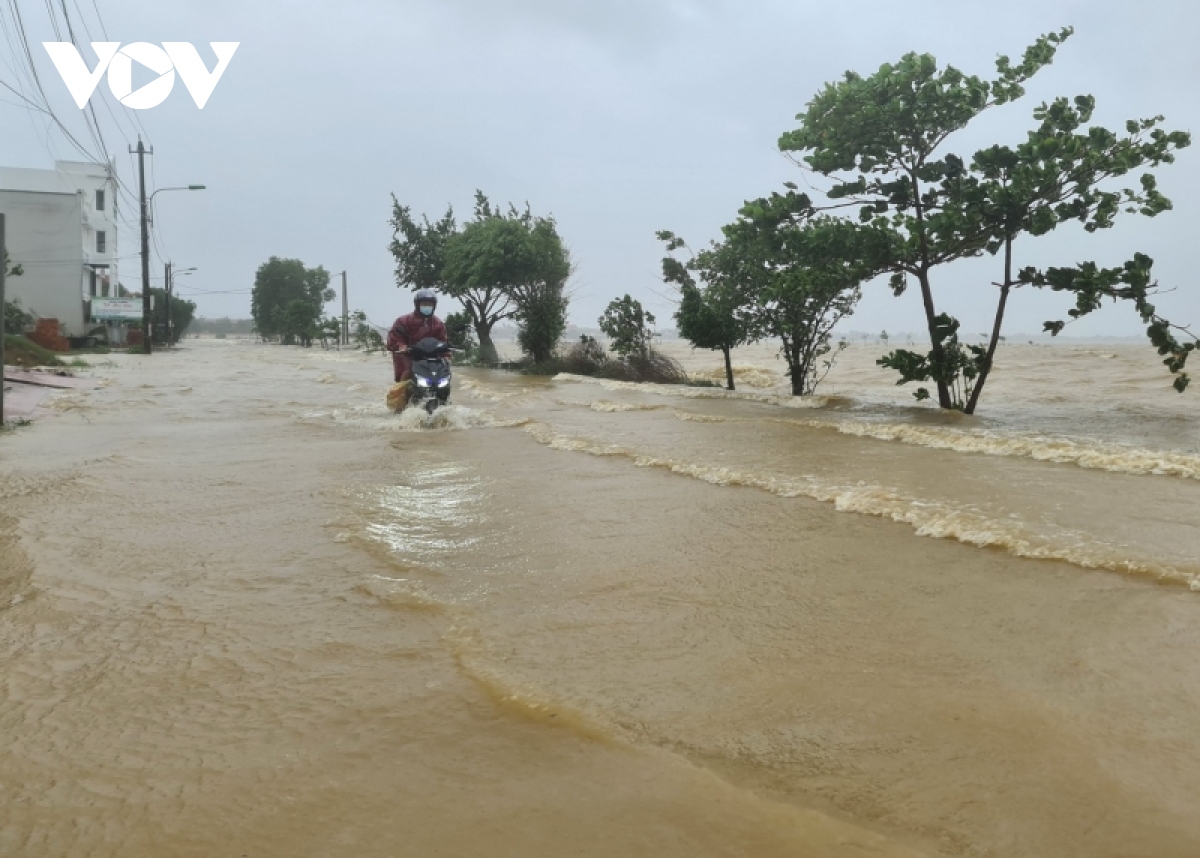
[341,270,348,346]
[130,139,153,354]
[164,261,172,348]
[1,214,6,425]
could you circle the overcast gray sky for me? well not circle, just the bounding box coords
[2,0,1197,338]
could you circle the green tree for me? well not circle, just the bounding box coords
[349,310,384,352]
[714,212,886,396]
[599,295,657,359]
[443,193,571,364]
[391,192,572,365]
[150,287,197,345]
[778,28,1194,410]
[443,310,478,361]
[4,251,30,335]
[281,299,320,347]
[250,257,333,345]
[389,195,508,364]
[658,232,748,390]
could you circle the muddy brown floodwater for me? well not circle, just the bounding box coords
[2,338,1198,857]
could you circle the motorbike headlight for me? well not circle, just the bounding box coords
[416,378,431,387]
[437,378,450,387]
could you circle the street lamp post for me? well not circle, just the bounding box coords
[138,181,205,354]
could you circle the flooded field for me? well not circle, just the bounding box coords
[2,337,1198,857]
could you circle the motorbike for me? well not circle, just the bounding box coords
[405,337,454,414]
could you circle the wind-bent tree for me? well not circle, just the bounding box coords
[731,212,886,396]
[777,27,1193,410]
[443,195,571,364]
[250,257,333,345]
[662,207,888,397]
[659,231,748,390]
[391,192,570,365]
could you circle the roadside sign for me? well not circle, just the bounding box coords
[91,298,142,320]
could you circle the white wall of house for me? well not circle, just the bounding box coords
[0,160,121,337]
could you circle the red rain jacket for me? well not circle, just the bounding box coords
[387,312,449,381]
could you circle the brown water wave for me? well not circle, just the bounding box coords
[521,421,1200,590]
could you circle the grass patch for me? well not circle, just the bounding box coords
[3,335,66,369]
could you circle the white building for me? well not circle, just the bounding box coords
[0,160,121,338]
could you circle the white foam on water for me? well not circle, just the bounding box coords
[589,400,664,413]
[553,373,832,409]
[772,417,1200,482]
[393,404,527,432]
[521,422,1200,590]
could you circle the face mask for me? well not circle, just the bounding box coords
[419,305,434,317]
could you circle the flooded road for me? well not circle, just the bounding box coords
[2,338,1198,857]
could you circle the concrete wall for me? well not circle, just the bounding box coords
[0,189,87,334]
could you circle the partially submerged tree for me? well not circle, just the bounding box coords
[662,209,887,397]
[659,231,748,390]
[731,212,886,396]
[443,195,571,365]
[599,295,657,359]
[251,257,333,345]
[778,27,1193,411]
[390,192,571,365]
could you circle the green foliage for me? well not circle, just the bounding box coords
[349,310,384,353]
[1029,254,1196,392]
[599,295,657,359]
[663,213,886,396]
[877,313,986,405]
[390,191,571,365]
[4,252,29,336]
[659,230,749,390]
[150,288,197,345]
[778,27,1193,410]
[4,249,23,279]
[251,257,333,346]
[443,310,477,360]
[4,297,33,335]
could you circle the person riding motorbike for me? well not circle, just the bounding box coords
[387,289,449,382]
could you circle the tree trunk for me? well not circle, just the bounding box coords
[909,169,953,410]
[915,269,953,409]
[964,234,1013,415]
[475,321,499,366]
[722,345,735,390]
[787,344,805,396]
